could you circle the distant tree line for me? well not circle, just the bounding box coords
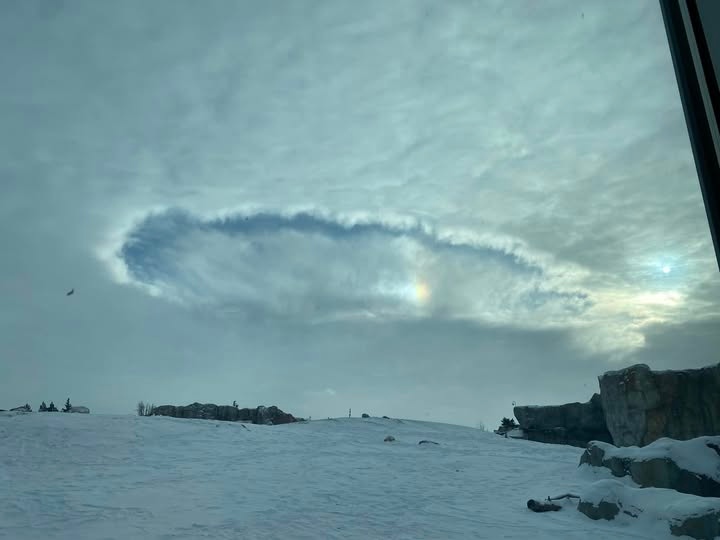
[39,401,58,412]
[38,398,75,412]
[137,401,156,416]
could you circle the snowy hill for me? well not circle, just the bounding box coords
[0,413,692,539]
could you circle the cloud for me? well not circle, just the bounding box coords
[106,204,716,359]
[631,318,720,370]
[108,208,592,328]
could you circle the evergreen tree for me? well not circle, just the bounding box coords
[62,398,72,413]
[39,402,47,412]
[47,401,58,412]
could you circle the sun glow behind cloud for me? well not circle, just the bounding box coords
[636,290,683,307]
[415,281,431,303]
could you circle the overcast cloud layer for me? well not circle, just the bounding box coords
[1,0,717,427]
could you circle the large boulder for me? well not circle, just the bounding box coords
[513,394,613,447]
[580,436,720,497]
[577,479,720,539]
[599,363,720,447]
[152,403,298,425]
[10,404,32,413]
[69,406,90,414]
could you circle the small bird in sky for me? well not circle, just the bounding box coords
[66,288,74,296]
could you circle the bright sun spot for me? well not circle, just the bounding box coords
[415,281,431,303]
[636,291,682,307]
[662,265,671,274]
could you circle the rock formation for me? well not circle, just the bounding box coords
[513,394,613,447]
[10,404,32,413]
[599,363,720,447]
[579,436,720,498]
[69,406,90,414]
[152,403,298,425]
[577,479,720,539]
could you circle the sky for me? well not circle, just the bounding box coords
[1,0,718,428]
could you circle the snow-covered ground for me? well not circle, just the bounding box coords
[0,413,689,539]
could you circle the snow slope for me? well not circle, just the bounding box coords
[0,413,690,539]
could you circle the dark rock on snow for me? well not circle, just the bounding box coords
[418,440,439,445]
[527,499,561,512]
[599,363,720,447]
[577,499,621,521]
[152,403,298,425]
[513,393,613,448]
[361,413,370,418]
[384,435,396,442]
[527,499,562,512]
[670,511,720,540]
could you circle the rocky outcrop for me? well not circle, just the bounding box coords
[69,406,90,414]
[513,394,613,447]
[580,436,720,498]
[670,511,720,540]
[599,363,720,447]
[10,404,32,412]
[152,403,298,425]
[577,499,621,520]
[577,479,720,539]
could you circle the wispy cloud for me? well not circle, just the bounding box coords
[109,208,591,327]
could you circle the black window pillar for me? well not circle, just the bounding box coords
[659,0,720,270]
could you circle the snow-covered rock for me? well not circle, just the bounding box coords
[69,406,90,414]
[577,479,720,539]
[580,436,720,497]
[9,404,31,413]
